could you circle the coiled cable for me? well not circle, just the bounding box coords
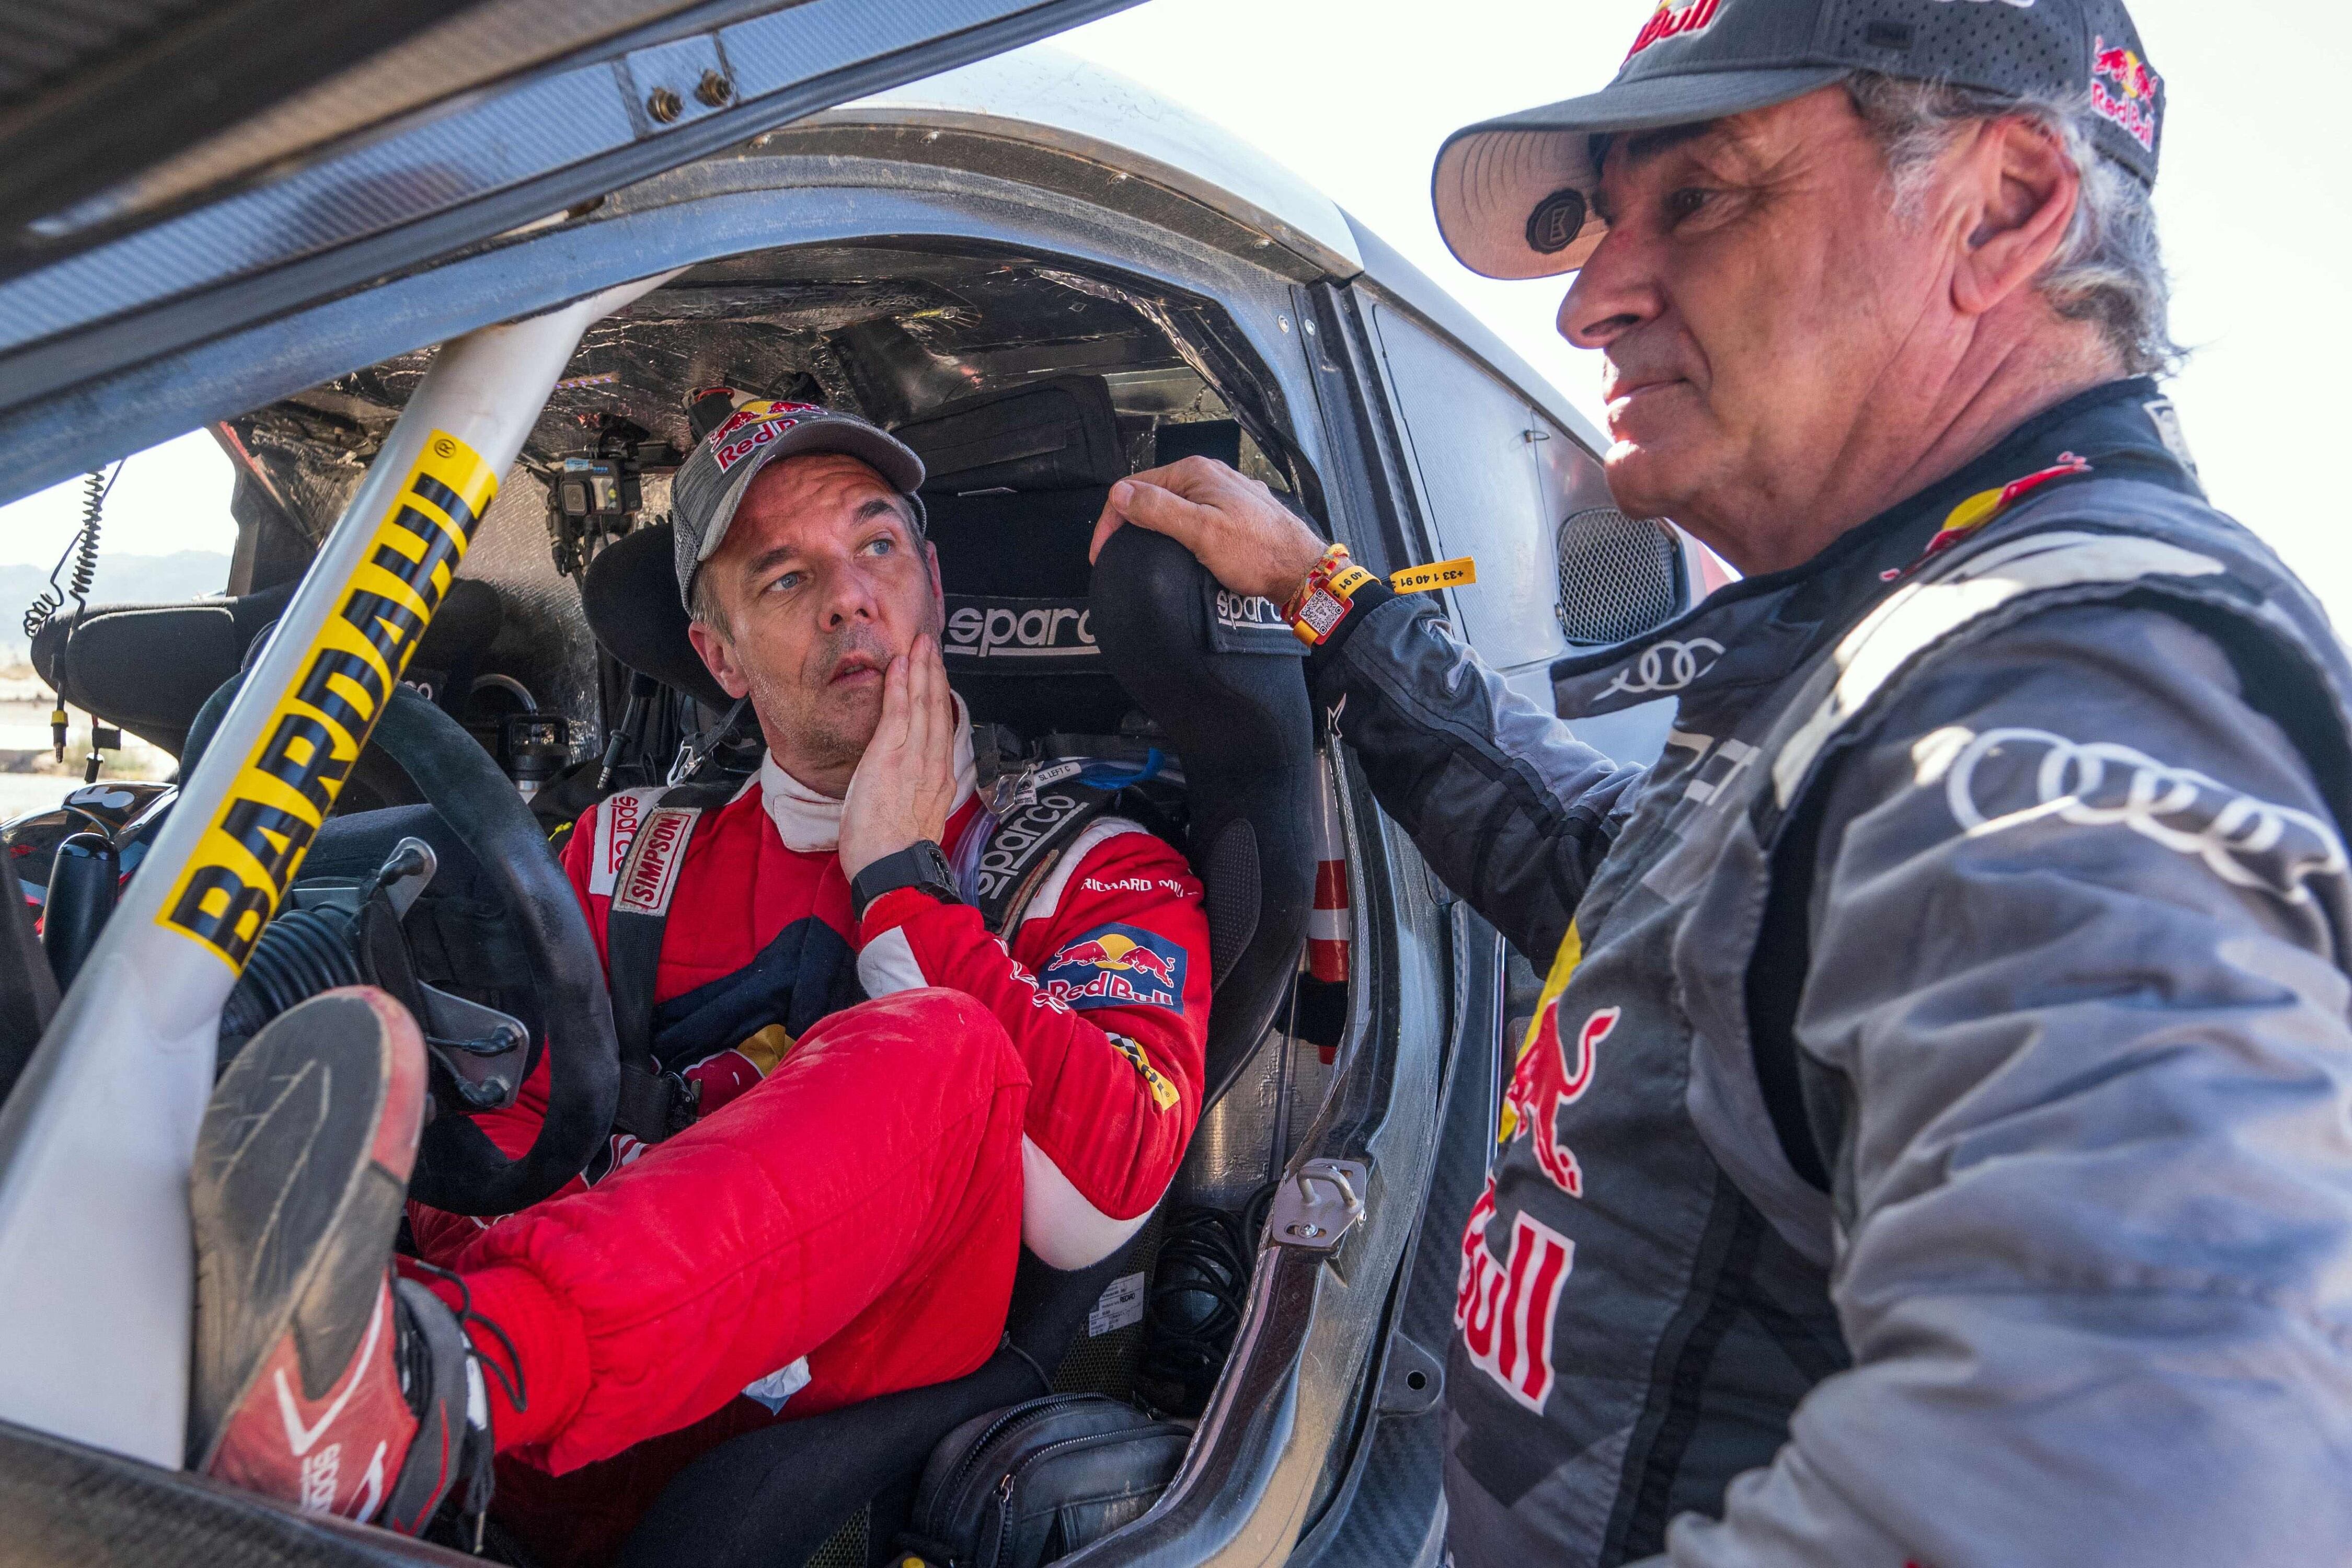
[24,465,115,643]
[1137,1201,1254,1417]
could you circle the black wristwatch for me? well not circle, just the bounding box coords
[849,839,961,922]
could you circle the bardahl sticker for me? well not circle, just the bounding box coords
[158,432,498,969]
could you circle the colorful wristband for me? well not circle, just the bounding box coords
[1285,545,1372,647]
[1284,545,1478,646]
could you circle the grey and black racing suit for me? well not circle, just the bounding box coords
[1311,376,2352,1566]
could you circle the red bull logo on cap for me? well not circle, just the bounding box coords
[1042,924,1187,1012]
[2091,34,2160,153]
[708,400,828,474]
[1625,0,1723,62]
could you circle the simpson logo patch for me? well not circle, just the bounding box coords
[612,805,700,916]
[1108,1032,1181,1111]
[159,431,496,970]
[2144,397,2198,476]
[1041,923,1186,1012]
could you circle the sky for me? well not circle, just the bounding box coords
[1,0,2344,617]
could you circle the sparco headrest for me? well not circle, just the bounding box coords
[581,522,730,711]
[1089,525,1314,1108]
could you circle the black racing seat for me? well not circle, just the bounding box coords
[578,512,1312,1111]
[30,576,505,759]
[579,425,1313,1566]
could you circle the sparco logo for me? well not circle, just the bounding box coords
[976,792,1086,898]
[944,597,1098,661]
[1214,590,1288,633]
[1599,637,1723,698]
[1940,726,2347,902]
[604,792,642,879]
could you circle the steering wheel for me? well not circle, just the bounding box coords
[184,676,619,1215]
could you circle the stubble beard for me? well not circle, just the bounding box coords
[753,598,944,784]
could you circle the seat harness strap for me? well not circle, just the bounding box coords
[602,766,1169,1143]
[605,781,734,1143]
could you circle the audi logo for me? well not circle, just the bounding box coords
[1944,726,2347,903]
[1599,638,1724,698]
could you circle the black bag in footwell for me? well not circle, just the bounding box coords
[894,1394,1190,1568]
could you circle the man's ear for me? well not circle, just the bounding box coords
[1951,114,2080,319]
[925,538,944,612]
[686,618,754,700]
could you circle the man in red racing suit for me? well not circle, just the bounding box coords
[406,721,1207,1561]
[183,398,1208,1565]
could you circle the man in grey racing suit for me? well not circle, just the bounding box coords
[1091,0,2352,1563]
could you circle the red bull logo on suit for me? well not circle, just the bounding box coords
[1041,924,1187,1011]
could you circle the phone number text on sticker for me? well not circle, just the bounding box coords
[158,432,498,970]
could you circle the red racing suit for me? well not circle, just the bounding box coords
[407,731,1207,1563]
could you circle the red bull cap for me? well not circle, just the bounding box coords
[1434,0,2162,279]
[669,388,927,612]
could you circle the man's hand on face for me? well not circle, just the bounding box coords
[837,632,959,882]
[1089,456,1327,604]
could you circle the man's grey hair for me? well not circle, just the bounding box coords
[1845,72,2180,376]
[688,564,727,635]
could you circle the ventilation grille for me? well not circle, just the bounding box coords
[1554,508,1680,645]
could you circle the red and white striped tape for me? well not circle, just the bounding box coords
[1309,758,1350,985]
[1317,757,1355,1067]
[1308,757,1352,1062]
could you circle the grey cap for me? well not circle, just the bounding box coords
[668,396,927,609]
[1433,0,2163,279]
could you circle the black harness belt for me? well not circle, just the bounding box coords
[599,774,1147,1144]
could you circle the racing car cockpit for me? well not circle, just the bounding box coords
[0,246,1333,1564]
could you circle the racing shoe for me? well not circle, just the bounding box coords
[188,986,495,1536]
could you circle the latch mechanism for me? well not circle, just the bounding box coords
[1268,1158,1368,1251]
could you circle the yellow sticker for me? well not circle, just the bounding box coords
[159,432,499,970]
[1390,555,1476,594]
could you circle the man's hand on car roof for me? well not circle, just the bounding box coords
[1090,456,1325,604]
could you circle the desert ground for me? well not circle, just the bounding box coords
[0,664,171,822]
